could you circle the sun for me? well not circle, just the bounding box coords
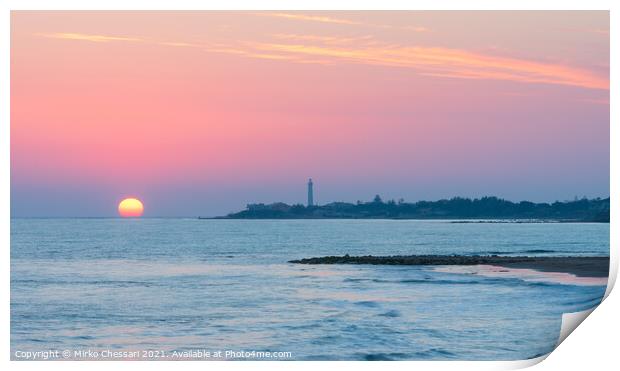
[118,198,144,218]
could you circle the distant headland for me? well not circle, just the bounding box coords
[209,179,610,222]
[214,196,609,222]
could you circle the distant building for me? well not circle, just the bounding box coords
[247,203,267,211]
[307,178,314,207]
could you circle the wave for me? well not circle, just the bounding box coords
[433,265,608,286]
[470,249,557,255]
[11,279,158,287]
[361,352,410,361]
[344,276,532,287]
[412,348,457,359]
[377,309,401,318]
[354,301,380,308]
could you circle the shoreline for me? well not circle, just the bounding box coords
[289,255,610,278]
[200,217,609,223]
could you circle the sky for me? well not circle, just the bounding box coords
[11,11,610,217]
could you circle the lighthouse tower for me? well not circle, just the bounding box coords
[307,178,314,207]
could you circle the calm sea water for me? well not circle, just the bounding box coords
[11,219,609,361]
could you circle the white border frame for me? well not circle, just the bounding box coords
[1,1,616,370]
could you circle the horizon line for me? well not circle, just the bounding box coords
[10,194,610,219]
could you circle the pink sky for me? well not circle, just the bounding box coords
[11,11,609,216]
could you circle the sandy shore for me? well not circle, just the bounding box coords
[289,255,609,278]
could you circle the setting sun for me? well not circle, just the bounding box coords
[118,198,144,217]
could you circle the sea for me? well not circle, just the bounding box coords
[10,219,610,361]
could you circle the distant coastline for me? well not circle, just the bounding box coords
[209,196,610,222]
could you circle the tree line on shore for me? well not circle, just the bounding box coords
[223,195,609,222]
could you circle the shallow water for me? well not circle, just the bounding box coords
[11,219,609,360]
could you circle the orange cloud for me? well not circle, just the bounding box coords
[262,13,362,25]
[38,32,141,43]
[261,12,430,32]
[248,42,608,90]
[158,41,202,48]
[35,31,608,90]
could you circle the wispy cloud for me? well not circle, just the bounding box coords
[38,32,142,43]
[247,42,608,90]
[262,13,362,26]
[35,31,608,90]
[272,33,376,45]
[158,41,202,48]
[401,26,430,33]
[260,12,430,33]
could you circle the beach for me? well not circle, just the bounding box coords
[290,255,609,278]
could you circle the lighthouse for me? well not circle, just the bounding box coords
[307,178,314,207]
